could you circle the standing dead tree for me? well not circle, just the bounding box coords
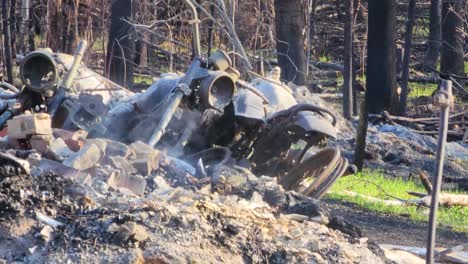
[365,0,398,114]
[106,0,135,88]
[342,0,353,119]
[398,0,416,116]
[440,0,465,86]
[2,0,14,82]
[424,0,442,70]
[274,0,307,85]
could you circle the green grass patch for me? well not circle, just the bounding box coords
[134,75,154,84]
[408,82,438,98]
[326,170,468,232]
[319,55,331,63]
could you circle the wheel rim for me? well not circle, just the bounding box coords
[280,148,341,193]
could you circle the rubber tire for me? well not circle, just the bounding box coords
[280,148,341,194]
[306,157,348,199]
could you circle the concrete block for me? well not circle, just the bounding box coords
[63,143,101,170]
[7,113,52,139]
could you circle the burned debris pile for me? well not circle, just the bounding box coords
[0,42,396,262]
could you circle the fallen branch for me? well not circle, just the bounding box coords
[334,190,468,207]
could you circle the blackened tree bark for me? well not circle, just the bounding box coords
[106,0,135,88]
[2,0,14,82]
[343,0,353,119]
[274,0,307,86]
[424,0,442,70]
[9,0,16,57]
[366,0,398,114]
[354,98,368,170]
[440,0,464,85]
[398,0,416,115]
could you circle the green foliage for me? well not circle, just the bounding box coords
[134,75,154,84]
[327,170,468,232]
[408,82,438,98]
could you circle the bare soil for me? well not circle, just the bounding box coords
[324,199,468,248]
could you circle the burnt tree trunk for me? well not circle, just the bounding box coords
[106,0,135,88]
[366,0,398,114]
[274,0,307,86]
[27,0,35,51]
[46,0,63,52]
[2,0,13,82]
[354,98,368,171]
[343,0,353,119]
[398,0,416,115]
[440,0,464,85]
[63,0,79,54]
[424,0,442,70]
[9,0,16,56]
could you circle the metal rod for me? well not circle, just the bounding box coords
[62,40,88,90]
[147,59,201,147]
[49,40,88,117]
[182,0,201,58]
[426,79,452,264]
[147,91,184,147]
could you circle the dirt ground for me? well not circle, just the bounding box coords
[324,199,468,248]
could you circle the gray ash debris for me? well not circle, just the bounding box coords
[0,172,73,218]
[0,156,388,263]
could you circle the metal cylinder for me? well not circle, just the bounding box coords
[426,79,452,264]
[62,40,88,90]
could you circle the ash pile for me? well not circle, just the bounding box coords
[0,43,390,263]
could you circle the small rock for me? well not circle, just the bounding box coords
[328,216,362,238]
[28,246,37,254]
[108,171,147,196]
[107,222,149,242]
[63,143,101,170]
[153,176,171,191]
[39,225,54,242]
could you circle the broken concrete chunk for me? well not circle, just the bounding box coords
[7,113,52,139]
[63,143,101,170]
[111,156,137,175]
[52,128,87,151]
[105,140,131,158]
[48,137,74,161]
[131,156,159,176]
[130,141,157,160]
[86,138,108,155]
[30,134,52,154]
[108,172,146,196]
